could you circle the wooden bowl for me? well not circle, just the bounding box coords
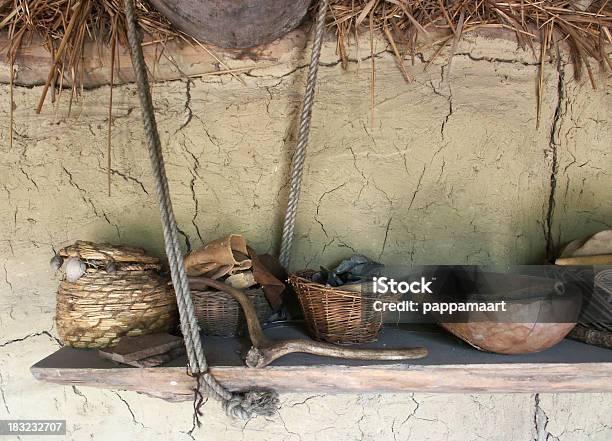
[149,0,312,48]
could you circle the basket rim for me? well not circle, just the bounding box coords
[191,287,265,294]
[289,272,367,297]
[59,240,160,265]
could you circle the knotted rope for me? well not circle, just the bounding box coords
[123,0,277,420]
[279,0,330,269]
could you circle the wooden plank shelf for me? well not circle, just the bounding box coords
[31,323,612,401]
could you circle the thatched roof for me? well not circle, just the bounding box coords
[2,1,610,93]
[0,1,610,115]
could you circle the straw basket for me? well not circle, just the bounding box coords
[568,267,612,349]
[56,241,178,348]
[289,272,384,345]
[191,288,272,337]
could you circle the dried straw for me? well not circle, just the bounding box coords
[325,1,611,124]
[327,1,610,74]
[1,1,610,126]
[0,1,182,111]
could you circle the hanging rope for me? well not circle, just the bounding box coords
[279,0,330,269]
[123,0,277,420]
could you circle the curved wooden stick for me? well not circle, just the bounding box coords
[244,339,428,368]
[189,277,428,368]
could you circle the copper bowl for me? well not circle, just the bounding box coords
[441,322,577,354]
[430,268,582,354]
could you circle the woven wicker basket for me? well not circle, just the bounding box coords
[56,241,178,348]
[192,288,272,337]
[289,272,384,345]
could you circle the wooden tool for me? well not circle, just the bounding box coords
[189,277,427,368]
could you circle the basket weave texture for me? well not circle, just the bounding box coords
[56,242,178,348]
[289,272,384,345]
[192,288,272,337]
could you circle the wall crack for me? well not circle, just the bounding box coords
[0,371,10,414]
[71,385,88,412]
[176,79,194,133]
[114,392,146,429]
[3,264,14,294]
[544,51,566,261]
[62,167,100,217]
[0,330,61,349]
[109,169,149,195]
[408,164,427,209]
[534,393,550,441]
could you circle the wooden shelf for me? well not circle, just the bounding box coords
[31,323,612,401]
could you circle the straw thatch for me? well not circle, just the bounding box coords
[0,1,185,114]
[327,1,611,83]
[1,1,610,117]
[325,1,611,127]
[2,1,610,94]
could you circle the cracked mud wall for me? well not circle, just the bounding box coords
[0,34,610,440]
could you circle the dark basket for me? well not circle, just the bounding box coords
[191,288,272,337]
[289,272,383,345]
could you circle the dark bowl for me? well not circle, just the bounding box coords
[149,0,312,48]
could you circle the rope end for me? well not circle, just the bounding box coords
[224,390,280,420]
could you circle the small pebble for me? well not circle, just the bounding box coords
[50,254,64,272]
[65,257,86,283]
